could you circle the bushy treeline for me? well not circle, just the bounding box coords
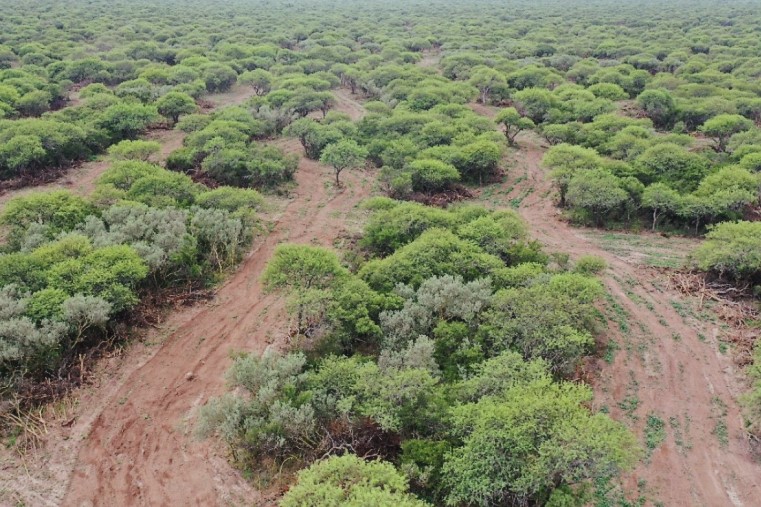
[0,163,261,390]
[540,115,761,232]
[0,85,195,180]
[167,105,299,189]
[199,198,638,506]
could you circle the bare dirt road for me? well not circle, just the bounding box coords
[57,92,371,507]
[61,145,373,507]
[0,89,371,507]
[473,101,761,506]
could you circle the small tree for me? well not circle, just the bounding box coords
[107,140,161,161]
[678,194,721,235]
[97,102,160,141]
[468,66,506,104]
[691,221,761,281]
[460,140,502,185]
[513,87,557,123]
[566,169,628,226]
[262,244,348,332]
[281,454,431,507]
[642,183,681,230]
[317,92,336,118]
[441,381,637,506]
[494,107,535,146]
[16,90,52,117]
[408,159,460,193]
[0,135,46,177]
[543,143,603,206]
[700,114,753,152]
[320,139,368,186]
[237,69,273,96]
[155,91,197,124]
[201,63,238,93]
[636,89,676,129]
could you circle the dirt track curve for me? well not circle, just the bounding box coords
[0,87,371,507]
[61,145,372,507]
[58,93,371,506]
[472,101,761,506]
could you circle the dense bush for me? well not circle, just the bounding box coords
[691,221,761,283]
[281,455,431,507]
[167,110,298,189]
[0,164,260,385]
[200,200,634,505]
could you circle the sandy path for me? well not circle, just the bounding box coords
[472,101,761,506]
[417,49,441,70]
[332,88,366,122]
[61,147,372,506]
[54,94,371,506]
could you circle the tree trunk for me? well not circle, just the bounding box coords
[652,208,658,230]
[335,168,342,187]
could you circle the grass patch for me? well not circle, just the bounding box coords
[711,397,729,447]
[604,339,620,364]
[644,413,667,460]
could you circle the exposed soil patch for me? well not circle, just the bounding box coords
[332,88,366,122]
[417,49,442,71]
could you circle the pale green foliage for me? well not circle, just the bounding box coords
[494,107,535,146]
[319,139,368,186]
[468,66,506,104]
[380,275,492,350]
[694,165,759,214]
[566,169,629,224]
[642,183,681,230]
[0,285,66,371]
[543,143,603,204]
[61,294,111,345]
[701,114,754,152]
[573,255,607,275]
[155,91,197,123]
[407,159,460,193]
[107,139,161,161]
[636,89,676,128]
[190,207,244,271]
[360,201,458,255]
[454,351,551,402]
[280,454,431,507]
[513,87,557,123]
[360,229,505,292]
[588,82,627,101]
[634,143,709,192]
[195,186,264,212]
[263,244,347,292]
[477,274,600,375]
[238,69,273,96]
[96,102,160,140]
[442,380,638,507]
[262,244,348,332]
[81,204,189,272]
[0,190,95,249]
[691,221,761,281]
